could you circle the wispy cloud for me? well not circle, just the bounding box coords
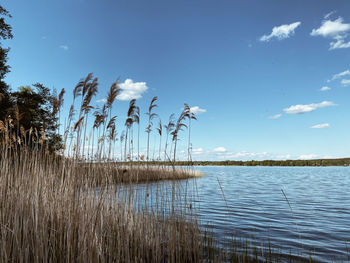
[213,147,227,153]
[311,17,350,50]
[190,106,206,115]
[297,154,319,160]
[225,151,269,159]
[276,154,292,160]
[324,11,336,20]
[311,123,330,129]
[341,79,350,86]
[283,101,336,114]
[329,70,350,82]
[330,38,350,49]
[320,86,331,91]
[260,22,301,42]
[268,113,282,119]
[192,148,203,155]
[96,98,107,103]
[118,79,148,101]
[59,45,69,51]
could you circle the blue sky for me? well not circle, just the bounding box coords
[2,0,350,160]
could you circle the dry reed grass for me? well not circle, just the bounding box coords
[0,145,209,262]
[0,75,287,262]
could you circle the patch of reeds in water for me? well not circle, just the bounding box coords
[0,145,312,262]
[0,145,207,262]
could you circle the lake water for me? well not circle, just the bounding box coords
[114,166,350,262]
[187,166,350,262]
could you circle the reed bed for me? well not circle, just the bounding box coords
[0,146,307,262]
[78,164,203,185]
[0,73,308,262]
[0,146,207,262]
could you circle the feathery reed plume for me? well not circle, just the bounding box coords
[184,103,197,162]
[132,103,140,160]
[58,88,65,109]
[107,116,117,160]
[106,80,121,110]
[146,96,158,161]
[96,80,120,160]
[73,79,84,100]
[82,73,93,97]
[74,116,84,132]
[172,110,188,162]
[125,99,138,161]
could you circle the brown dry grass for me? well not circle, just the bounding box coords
[0,142,208,262]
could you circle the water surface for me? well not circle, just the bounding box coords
[189,166,350,262]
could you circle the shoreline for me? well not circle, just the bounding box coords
[105,157,350,167]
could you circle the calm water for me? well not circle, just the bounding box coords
[188,166,350,262]
[113,166,350,262]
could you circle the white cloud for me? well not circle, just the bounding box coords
[190,106,206,115]
[213,147,227,153]
[118,79,148,101]
[311,17,350,50]
[297,154,319,160]
[192,148,203,155]
[96,98,107,103]
[59,45,69,51]
[225,151,269,159]
[311,17,350,37]
[324,11,336,20]
[276,154,292,160]
[283,101,336,114]
[260,22,301,42]
[329,69,350,82]
[341,79,350,86]
[311,123,330,129]
[269,114,282,119]
[330,38,350,50]
[320,86,331,91]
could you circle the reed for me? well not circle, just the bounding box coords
[0,137,206,262]
[0,74,298,262]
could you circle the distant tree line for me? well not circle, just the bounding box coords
[184,159,350,166]
[118,158,350,167]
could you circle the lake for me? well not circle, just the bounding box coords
[114,166,350,262]
[187,166,350,262]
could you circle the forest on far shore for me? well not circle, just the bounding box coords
[125,158,350,166]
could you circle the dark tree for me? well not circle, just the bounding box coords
[0,5,13,121]
[11,84,62,152]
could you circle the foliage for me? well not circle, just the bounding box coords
[10,84,63,151]
[0,5,13,121]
